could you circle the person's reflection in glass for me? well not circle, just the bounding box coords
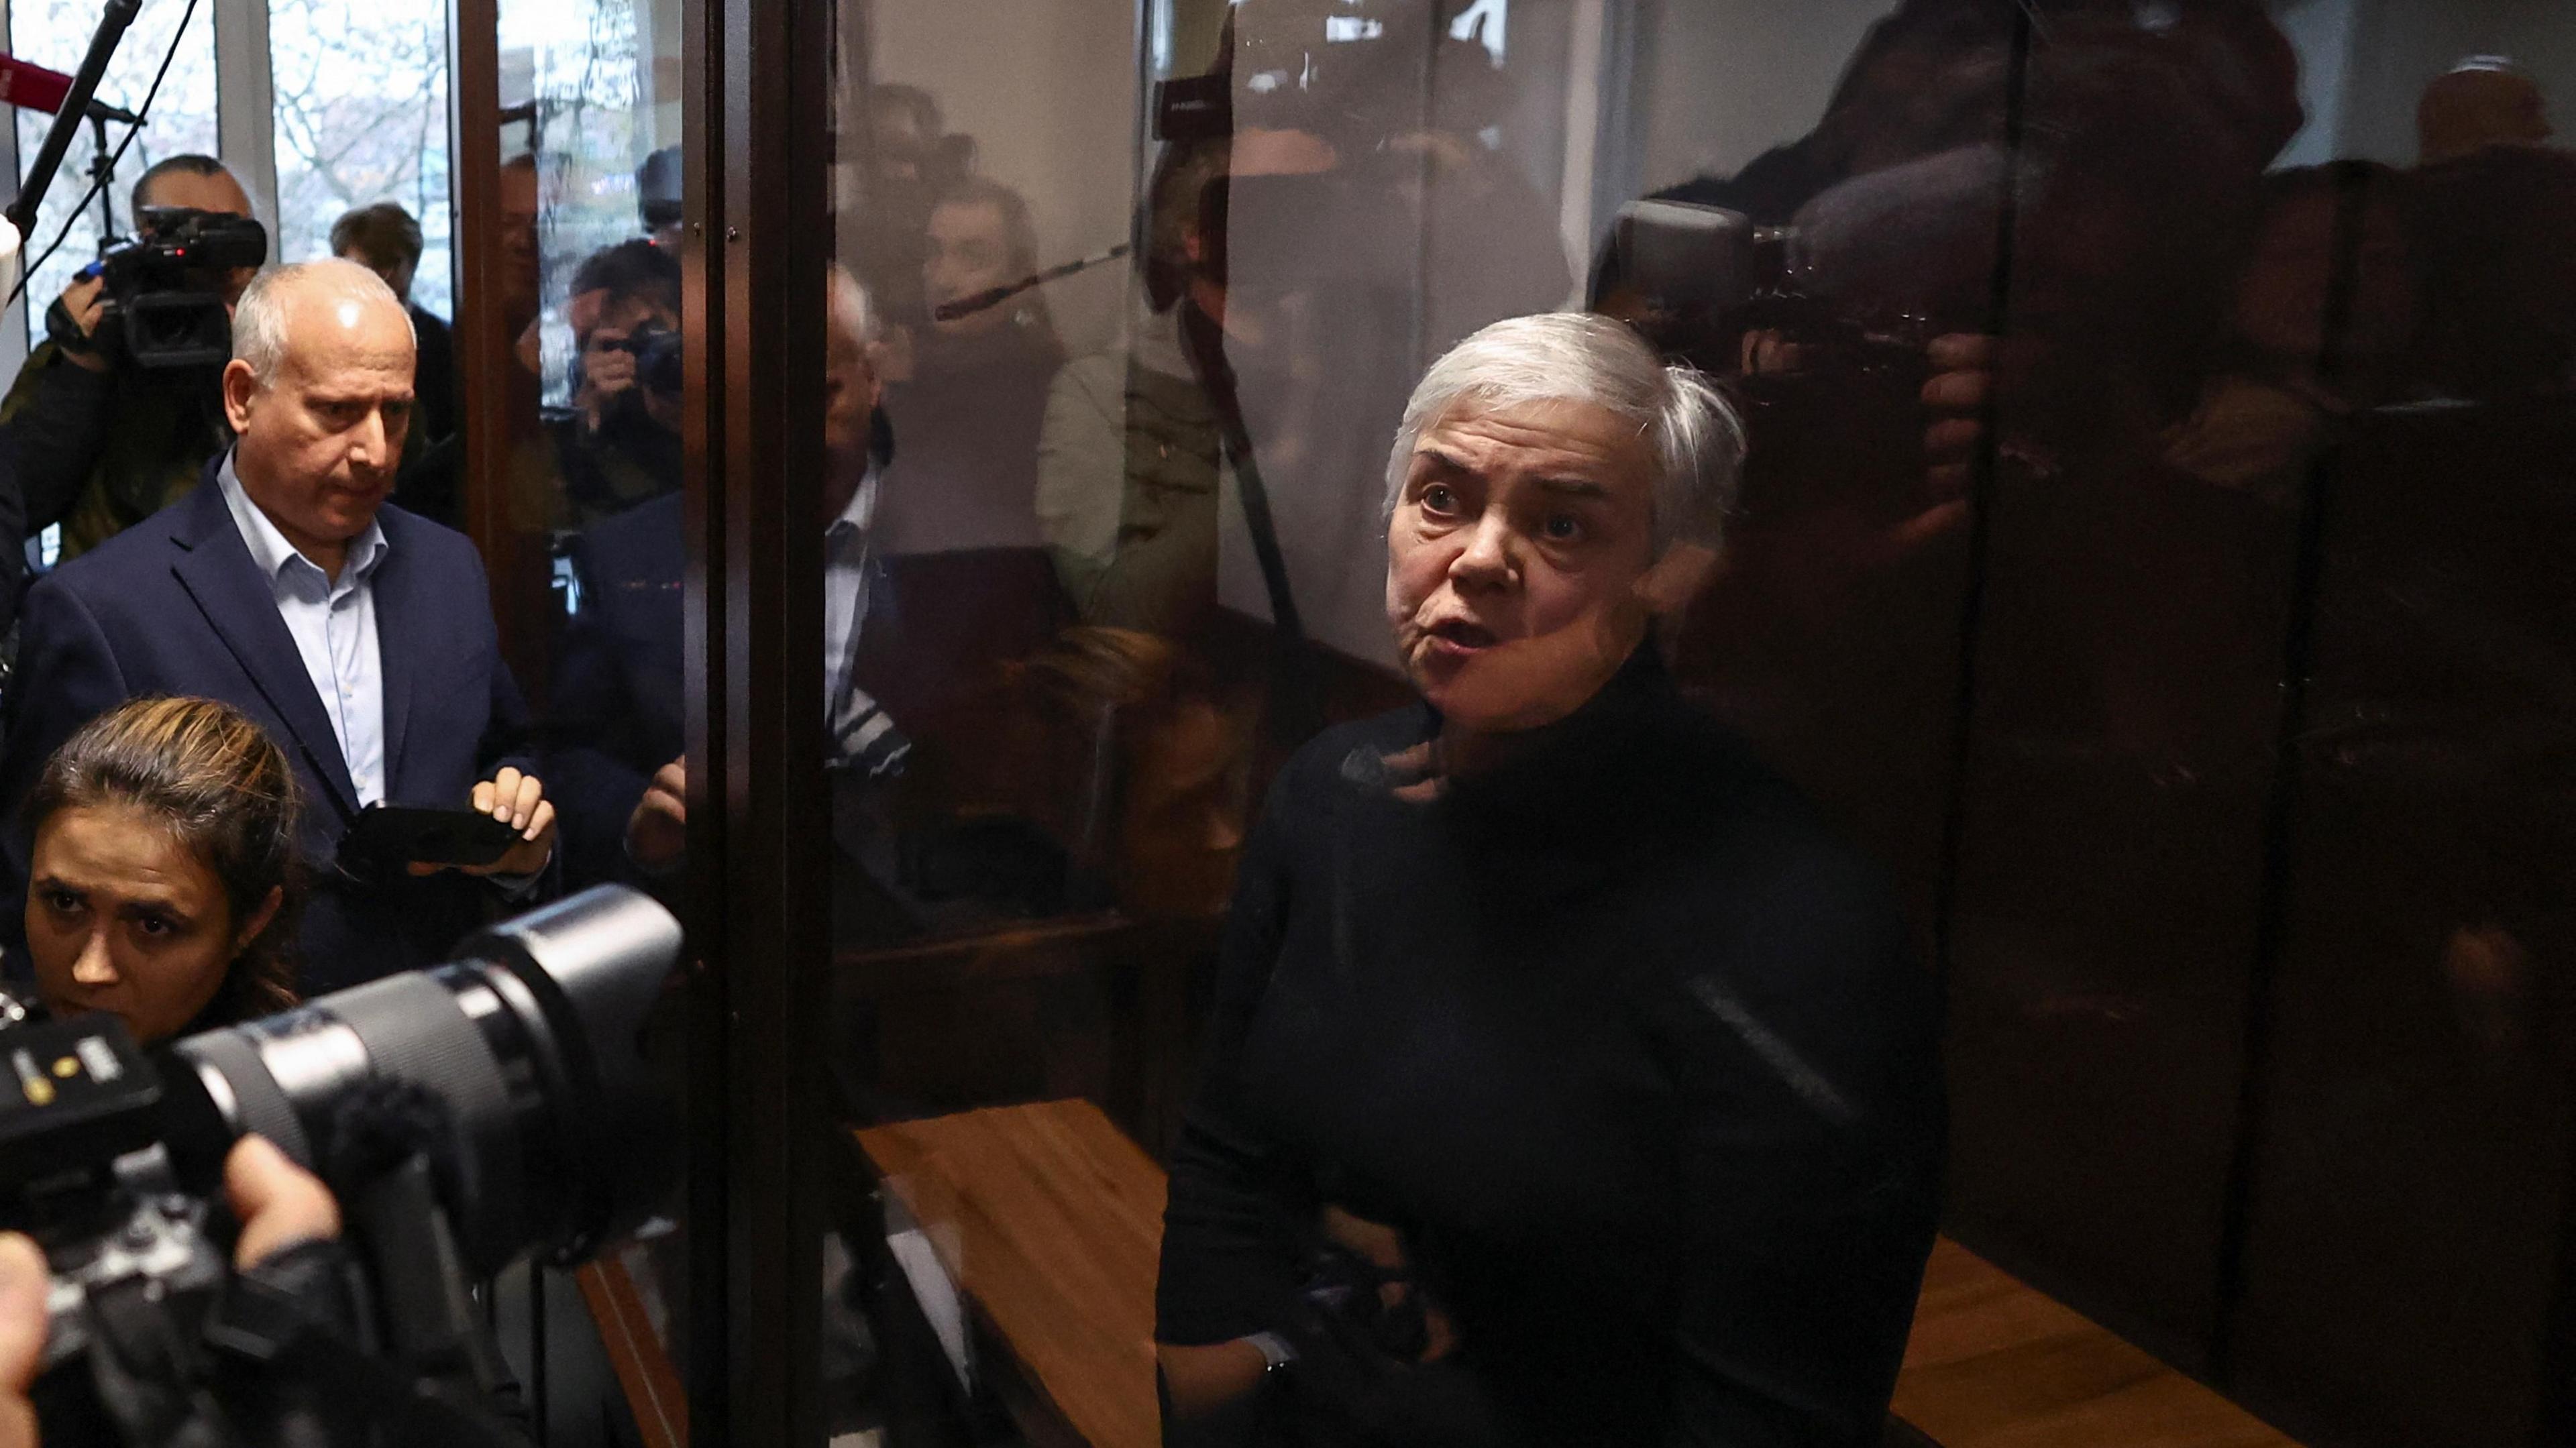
[1155,315,1943,1445]
[2164,162,2424,505]
[554,238,686,528]
[853,178,1072,870]
[2410,62,2576,404]
[544,267,900,893]
[2418,58,2556,166]
[872,177,1063,557]
[1036,137,1231,640]
[498,153,543,374]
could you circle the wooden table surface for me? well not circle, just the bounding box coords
[856,1101,2302,1448]
[857,1099,1169,1448]
[1892,1239,2302,1448]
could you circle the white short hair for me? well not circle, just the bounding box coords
[828,266,877,347]
[1384,312,1744,551]
[231,257,413,387]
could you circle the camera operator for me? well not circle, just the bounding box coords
[553,239,682,528]
[0,158,261,594]
[0,1135,339,1448]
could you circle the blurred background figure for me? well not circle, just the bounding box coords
[553,237,686,528]
[2164,160,2425,504]
[875,176,1061,557]
[333,201,463,526]
[2410,59,2576,402]
[846,83,975,341]
[636,146,685,252]
[2418,57,2555,165]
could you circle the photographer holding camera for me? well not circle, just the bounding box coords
[0,1135,339,1448]
[550,239,682,528]
[0,157,264,611]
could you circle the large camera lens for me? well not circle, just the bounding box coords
[156,886,682,1274]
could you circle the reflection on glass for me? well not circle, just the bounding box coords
[487,0,691,1429]
[266,0,453,315]
[708,2,2576,1445]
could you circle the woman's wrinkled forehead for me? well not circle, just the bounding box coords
[1411,397,1655,488]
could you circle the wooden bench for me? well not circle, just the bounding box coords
[852,1098,2306,1448]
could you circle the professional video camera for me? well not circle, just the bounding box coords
[54,205,269,372]
[1,884,683,1447]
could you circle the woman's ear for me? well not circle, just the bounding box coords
[234,885,284,956]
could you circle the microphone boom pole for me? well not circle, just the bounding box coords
[4,0,142,239]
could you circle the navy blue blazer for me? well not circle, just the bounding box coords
[0,461,539,994]
[545,490,684,891]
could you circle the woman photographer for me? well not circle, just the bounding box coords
[21,695,303,1046]
[1154,314,1945,1445]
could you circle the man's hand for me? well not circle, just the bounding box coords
[578,331,640,431]
[413,767,557,877]
[0,1137,335,1448]
[54,276,108,374]
[1923,332,1998,499]
[625,757,687,873]
[474,767,556,877]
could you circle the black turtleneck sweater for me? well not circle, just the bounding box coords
[1155,652,1945,1446]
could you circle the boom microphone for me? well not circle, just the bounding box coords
[932,241,1133,322]
[0,0,145,294]
[0,54,140,125]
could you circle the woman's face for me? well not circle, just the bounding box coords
[26,803,268,1045]
[1384,398,1666,736]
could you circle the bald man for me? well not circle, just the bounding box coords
[0,259,554,993]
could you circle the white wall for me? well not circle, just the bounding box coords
[867,0,1144,358]
[1631,0,1890,195]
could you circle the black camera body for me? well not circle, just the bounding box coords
[617,320,684,398]
[1601,198,1939,523]
[0,1005,227,1373]
[0,885,684,1447]
[91,206,268,371]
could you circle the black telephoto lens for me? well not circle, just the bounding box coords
[155,885,682,1274]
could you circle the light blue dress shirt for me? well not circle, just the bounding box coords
[217,452,391,806]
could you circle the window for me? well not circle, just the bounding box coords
[9,0,219,347]
[268,0,453,317]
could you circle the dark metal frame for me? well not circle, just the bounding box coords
[688,0,837,1442]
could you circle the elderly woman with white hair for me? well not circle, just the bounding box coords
[1154,313,1944,1445]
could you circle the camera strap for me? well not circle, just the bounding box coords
[205,1240,529,1448]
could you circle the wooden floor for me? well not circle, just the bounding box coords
[1892,1239,2301,1448]
[845,1101,2304,1448]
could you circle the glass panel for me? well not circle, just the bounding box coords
[782,3,2576,1446]
[484,0,690,1433]
[266,0,455,316]
[8,0,221,343]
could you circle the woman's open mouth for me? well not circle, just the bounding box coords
[1426,619,1499,656]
